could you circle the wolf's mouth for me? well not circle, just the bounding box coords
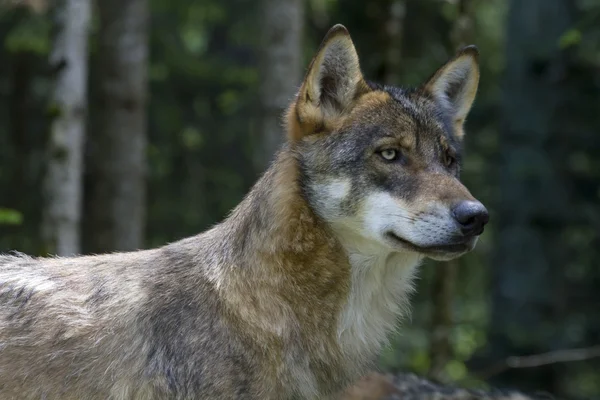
[385,232,471,255]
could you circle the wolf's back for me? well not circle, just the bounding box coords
[0,246,267,399]
[0,252,151,398]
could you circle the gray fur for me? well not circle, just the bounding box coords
[0,25,485,400]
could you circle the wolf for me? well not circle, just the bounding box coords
[0,24,488,399]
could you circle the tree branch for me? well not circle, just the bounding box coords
[477,345,600,380]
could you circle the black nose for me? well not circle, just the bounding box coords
[452,201,489,237]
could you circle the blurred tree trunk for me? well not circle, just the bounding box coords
[383,0,405,85]
[428,0,472,382]
[490,0,583,393]
[87,0,148,252]
[428,259,457,381]
[9,52,32,228]
[42,0,91,256]
[254,0,304,172]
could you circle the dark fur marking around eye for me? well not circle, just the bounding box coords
[363,125,386,140]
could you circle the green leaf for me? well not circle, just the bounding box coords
[5,16,50,54]
[559,29,582,49]
[180,25,207,55]
[149,63,169,82]
[0,208,23,225]
[180,126,204,150]
[445,360,468,381]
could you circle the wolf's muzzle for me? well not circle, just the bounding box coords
[452,200,489,237]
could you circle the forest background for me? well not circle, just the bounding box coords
[0,0,599,398]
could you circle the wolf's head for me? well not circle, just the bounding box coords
[287,25,488,261]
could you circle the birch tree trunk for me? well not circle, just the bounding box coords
[87,0,148,252]
[254,0,304,172]
[42,0,91,256]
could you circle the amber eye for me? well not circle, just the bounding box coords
[379,149,399,161]
[445,152,456,168]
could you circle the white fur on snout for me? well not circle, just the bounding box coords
[362,192,458,248]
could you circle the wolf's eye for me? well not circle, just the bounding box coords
[444,152,457,168]
[379,149,399,161]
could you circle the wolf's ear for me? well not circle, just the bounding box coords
[287,24,369,141]
[423,46,480,140]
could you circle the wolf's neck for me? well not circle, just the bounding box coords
[333,226,422,363]
[226,148,331,256]
[215,148,351,336]
[211,148,422,380]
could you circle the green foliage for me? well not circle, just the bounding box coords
[0,208,23,225]
[559,28,582,49]
[4,12,49,54]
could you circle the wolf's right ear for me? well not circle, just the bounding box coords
[423,46,480,140]
[287,24,369,141]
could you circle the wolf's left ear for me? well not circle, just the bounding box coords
[423,46,480,140]
[287,24,370,141]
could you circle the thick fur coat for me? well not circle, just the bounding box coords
[0,25,488,399]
